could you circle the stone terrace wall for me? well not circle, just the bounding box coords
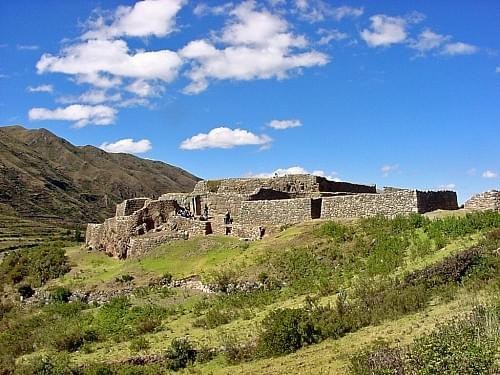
[318,179,376,194]
[115,198,149,216]
[321,191,418,219]
[193,175,375,195]
[238,198,313,225]
[464,190,500,212]
[416,191,458,213]
[128,232,185,258]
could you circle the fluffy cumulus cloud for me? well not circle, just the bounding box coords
[268,119,302,129]
[27,84,53,93]
[361,15,409,47]
[482,170,498,179]
[441,42,478,55]
[180,1,328,93]
[100,138,152,154]
[381,164,399,177]
[83,0,185,40]
[28,104,116,128]
[37,39,182,83]
[250,166,340,181]
[180,127,272,150]
[317,28,348,45]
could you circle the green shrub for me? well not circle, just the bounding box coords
[205,269,238,293]
[407,306,499,374]
[0,243,70,287]
[349,341,406,375]
[165,337,197,371]
[349,305,500,375]
[49,287,72,303]
[14,353,73,375]
[115,274,135,283]
[257,308,320,356]
[135,317,161,334]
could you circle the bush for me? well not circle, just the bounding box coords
[129,337,150,353]
[165,337,197,371]
[115,274,135,283]
[135,317,161,334]
[0,243,70,287]
[349,341,406,375]
[349,305,500,375]
[14,353,73,375]
[205,269,238,293]
[257,308,320,357]
[49,287,72,303]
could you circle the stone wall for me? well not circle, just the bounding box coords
[86,199,180,258]
[193,175,375,195]
[115,198,149,216]
[128,232,185,258]
[416,191,458,213]
[464,190,500,212]
[321,191,419,219]
[238,198,314,225]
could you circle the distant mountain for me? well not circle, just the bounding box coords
[0,125,200,223]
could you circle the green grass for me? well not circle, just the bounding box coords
[3,212,499,374]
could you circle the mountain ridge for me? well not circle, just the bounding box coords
[0,125,200,223]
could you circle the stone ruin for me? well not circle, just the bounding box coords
[85,174,459,259]
[464,190,500,212]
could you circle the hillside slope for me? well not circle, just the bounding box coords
[0,125,199,222]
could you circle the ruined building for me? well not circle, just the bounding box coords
[86,175,459,259]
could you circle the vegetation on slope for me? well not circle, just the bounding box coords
[0,212,498,374]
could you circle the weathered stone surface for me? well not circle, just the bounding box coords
[464,190,500,212]
[86,175,461,259]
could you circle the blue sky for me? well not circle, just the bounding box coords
[0,0,499,203]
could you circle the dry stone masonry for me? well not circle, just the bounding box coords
[464,190,500,212]
[86,174,461,259]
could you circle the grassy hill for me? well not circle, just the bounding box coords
[0,212,498,374]
[0,125,199,224]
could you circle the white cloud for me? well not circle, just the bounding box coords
[361,15,408,47]
[17,44,39,51]
[100,138,152,154]
[482,170,498,179]
[27,84,53,93]
[57,90,122,105]
[250,166,340,181]
[268,119,302,129]
[74,73,122,89]
[441,42,478,55]
[180,127,272,150]
[180,1,328,93]
[317,28,348,45]
[83,0,185,40]
[332,6,364,21]
[381,164,399,177]
[409,29,450,53]
[438,183,456,190]
[37,39,182,83]
[193,3,233,17]
[125,79,161,97]
[291,1,363,23]
[28,104,116,128]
